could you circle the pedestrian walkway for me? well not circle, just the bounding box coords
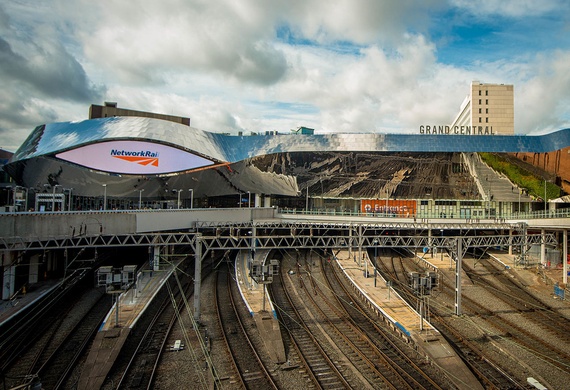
[334,249,483,390]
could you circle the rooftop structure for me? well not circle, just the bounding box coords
[4,91,569,214]
[89,102,191,126]
[4,114,569,203]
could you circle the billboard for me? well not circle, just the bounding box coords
[56,140,218,174]
[361,199,417,217]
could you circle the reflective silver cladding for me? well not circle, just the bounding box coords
[10,117,570,164]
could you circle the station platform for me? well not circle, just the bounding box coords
[78,262,179,390]
[334,250,483,390]
[0,279,61,327]
[235,250,286,363]
[488,251,568,288]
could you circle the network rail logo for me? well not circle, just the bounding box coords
[110,149,159,167]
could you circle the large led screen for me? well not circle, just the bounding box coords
[56,140,217,174]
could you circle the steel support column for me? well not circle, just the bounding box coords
[541,229,546,266]
[428,228,433,256]
[193,233,203,321]
[358,224,363,267]
[455,238,462,315]
[562,229,568,284]
[519,224,528,267]
[153,246,161,271]
[348,225,353,258]
[2,261,16,300]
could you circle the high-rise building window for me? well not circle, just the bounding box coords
[486,108,488,114]
[479,99,482,104]
[485,99,488,104]
[479,90,482,95]
[485,90,488,96]
[479,108,482,114]
[479,117,482,123]
[486,117,488,123]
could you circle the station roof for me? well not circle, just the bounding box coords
[9,116,570,165]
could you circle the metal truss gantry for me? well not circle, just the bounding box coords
[1,220,558,319]
[0,220,553,254]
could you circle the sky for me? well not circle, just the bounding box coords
[1,0,570,151]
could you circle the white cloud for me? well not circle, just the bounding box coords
[283,0,445,44]
[73,0,288,85]
[450,0,565,18]
[516,51,570,133]
[0,0,569,152]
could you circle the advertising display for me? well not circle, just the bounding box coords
[56,140,217,174]
[361,199,417,217]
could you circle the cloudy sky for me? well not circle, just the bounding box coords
[1,0,570,151]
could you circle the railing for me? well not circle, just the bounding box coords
[1,205,569,221]
[278,207,570,221]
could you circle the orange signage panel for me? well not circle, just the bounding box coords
[361,199,416,217]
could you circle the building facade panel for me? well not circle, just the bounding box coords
[4,114,570,203]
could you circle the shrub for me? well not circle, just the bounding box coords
[479,153,561,201]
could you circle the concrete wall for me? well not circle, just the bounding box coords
[0,208,278,240]
[0,211,137,239]
[135,207,276,232]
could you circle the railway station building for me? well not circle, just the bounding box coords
[3,98,570,219]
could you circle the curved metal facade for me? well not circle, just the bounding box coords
[5,116,570,200]
[10,117,570,162]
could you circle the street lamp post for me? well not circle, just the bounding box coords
[189,189,194,209]
[544,179,546,217]
[485,175,490,218]
[102,184,107,210]
[138,189,145,209]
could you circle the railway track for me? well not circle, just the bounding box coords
[34,291,111,389]
[0,270,92,389]
[318,253,449,389]
[374,249,527,389]
[466,258,570,337]
[216,264,278,389]
[298,261,399,388]
[459,259,570,372]
[271,254,354,389]
[110,268,193,389]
